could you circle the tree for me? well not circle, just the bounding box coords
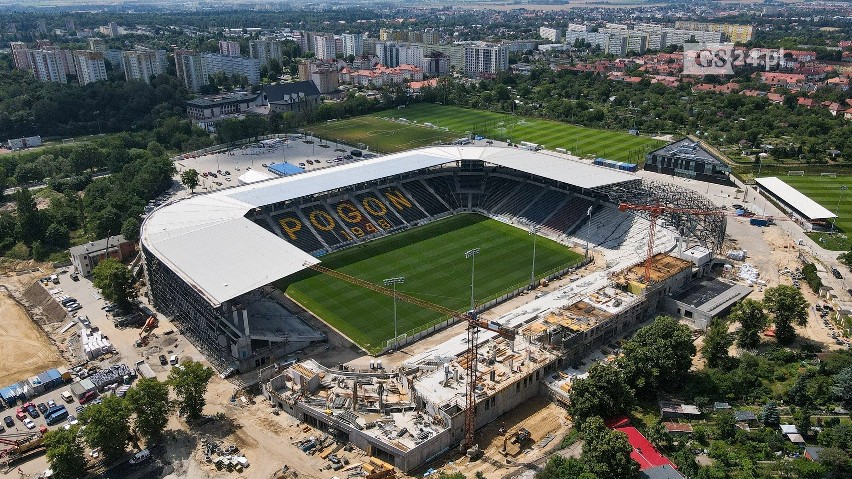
[618,316,696,395]
[181,168,200,193]
[794,405,812,436]
[702,318,733,368]
[716,411,737,441]
[763,285,809,345]
[833,367,852,408]
[79,395,131,463]
[121,216,141,242]
[168,359,214,422]
[729,299,768,350]
[760,401,780,429]
[14,187,43,245]
[44,222,70,248]
[45,427,87,479]
[581,416,639,479]
[537,455,592,479]
[567,362,634,424]
[91,258,134,308]
[126,377,171,442]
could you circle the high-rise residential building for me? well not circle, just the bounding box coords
[376,42,400,68]
[423,29,438,45]
[674,21,754,43]
[539,27,562,43]
[88,38,106,53]
[219,40,241,57]
[567,24,589,33]
[463,42,508,77]
[65,18,76,32]
[313,34,336,60]
[423,52,450,77]
[72,50,107,85]
[249,39,283,64]
[203,54,261,85]
[342,33,363,57]
[108,22,120,38]
[311,65,339,94]
[123,49,165,83]
[10,42,31,71]
[607,32,648,56]
[27,49,68,83]
[174,50,206,92]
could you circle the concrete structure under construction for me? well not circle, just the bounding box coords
[264,253,706,472]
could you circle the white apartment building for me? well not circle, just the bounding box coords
[174,50,206,92]
[219,40,241,57]
[203,54,261,85]
[342,33,363,57]
[72,50,107,85]
[567,24,589,33]
[376,42,400,67]
[463,42,508,77]
[123,49,165,84]
[27,49,68,83]
[539,27,562,43]
[314,34,336,60]
[249,39,283,64]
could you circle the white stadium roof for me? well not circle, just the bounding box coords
[755,177,837,221]
[142,146,637,306]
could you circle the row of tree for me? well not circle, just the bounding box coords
[45,360,214,479]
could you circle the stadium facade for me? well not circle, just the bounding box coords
[141,146,724,373]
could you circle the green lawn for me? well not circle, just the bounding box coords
[277,214,583,353]
[308,115,459,153]
[781,174,852,251]
[309,104,665,162]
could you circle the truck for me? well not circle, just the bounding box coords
[135,360,155,380]
[749,217,769,227]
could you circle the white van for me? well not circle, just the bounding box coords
[129,449,150,465]
[61,391,74,403]
[169,355,178,365]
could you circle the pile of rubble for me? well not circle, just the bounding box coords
[89,363,133,388]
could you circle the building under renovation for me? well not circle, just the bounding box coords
[263,254,711,472]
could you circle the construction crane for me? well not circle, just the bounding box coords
[617,202,791,283]
[0,432,45,464]
[304,263,517,450]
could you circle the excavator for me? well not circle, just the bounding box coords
[135,315,159,347]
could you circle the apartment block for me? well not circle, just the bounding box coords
[27,49,68,83]
[674,21,754,43]
[342,33,363,57]
[10,42,31,70]
[219,40,241,57]
[123,49,165,84]
[463,42,509,77]
[313,34,336,60]
[88,38,106,53]
[72,50,107,85]
[539,27,562,43]
[249,39,283,64]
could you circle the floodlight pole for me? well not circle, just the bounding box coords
[584,206,593,260]
[465,248,480,311]
[529,225,539,290]
[383,277,405,347]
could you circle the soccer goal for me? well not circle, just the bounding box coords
[787,171,805,176]
[821,172,838,178]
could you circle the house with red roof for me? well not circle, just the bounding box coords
[606,417,678,472]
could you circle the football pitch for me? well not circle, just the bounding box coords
[278,214,583,353]
[308,103,665,163]
[781,174,852,251]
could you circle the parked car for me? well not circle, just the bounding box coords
[23,418,35,430]
[78,391,98,404]
[36,403,47,414]
[15,408,26,421]
[47,400,56,408]
[832,267,843,279]
[169,355,179,365]
[4,416,14,427]
[159,354,168,365]
[25,403,39,418]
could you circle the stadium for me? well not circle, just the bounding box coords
[140,145,725,374]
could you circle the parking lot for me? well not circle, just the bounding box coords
[174,134,374,193]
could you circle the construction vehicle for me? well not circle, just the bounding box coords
[502,427,532,455]
[141,315,158,334]
[304,262,517,451]
[0,432,45,464]
[135,360,156,379]
[617,202,791,283]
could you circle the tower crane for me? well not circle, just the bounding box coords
[617,202,791,284]
[304,262,517,450]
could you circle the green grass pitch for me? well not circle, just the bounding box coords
[780,174,852,251]
[277,214,583,353]
[308,104,665,163]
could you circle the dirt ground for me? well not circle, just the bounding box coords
[0,270,64,387]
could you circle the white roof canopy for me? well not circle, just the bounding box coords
[142,146,637,306]
[755,177,837,220]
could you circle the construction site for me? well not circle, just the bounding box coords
[261,248,708,473]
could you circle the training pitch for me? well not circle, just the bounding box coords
[309,103,664,162]
[782,174,852,251]
[278,214,583,353]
